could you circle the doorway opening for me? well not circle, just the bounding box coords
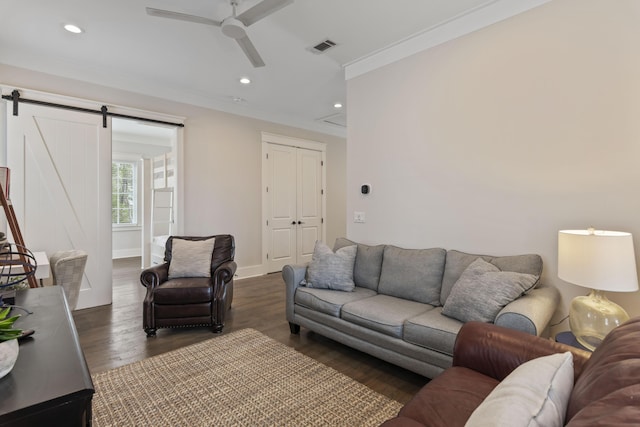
[111,118,178,270]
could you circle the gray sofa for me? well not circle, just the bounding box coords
[283,238,560,379]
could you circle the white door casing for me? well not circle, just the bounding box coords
[7,103,112,309]
[262,133,326,273]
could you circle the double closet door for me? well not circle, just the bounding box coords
[264,138,325,273]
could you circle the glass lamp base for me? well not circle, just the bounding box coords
[569,289,630,351]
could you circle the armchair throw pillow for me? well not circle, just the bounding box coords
[168,237,216,279]
[442,258,538,323]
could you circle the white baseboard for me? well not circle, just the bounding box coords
[235,264,266,279]
[113,248,141,259]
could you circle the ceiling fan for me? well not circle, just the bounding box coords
[146,0,294,68]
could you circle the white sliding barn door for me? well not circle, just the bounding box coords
[7,103,112,309]
[263,133,326,273]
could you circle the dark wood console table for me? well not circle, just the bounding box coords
[0,286,94,426]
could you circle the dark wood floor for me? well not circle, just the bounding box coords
[72,258,426,404]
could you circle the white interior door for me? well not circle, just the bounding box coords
[7,103,112,309]
[296,148,322,264]
[266,144,297,271]
[264,137,325,273]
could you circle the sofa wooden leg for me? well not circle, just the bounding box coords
[145,328,157,337]
[212,324,224,333]
[289,322,300,334]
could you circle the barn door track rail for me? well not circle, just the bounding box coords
[2,90,184,128]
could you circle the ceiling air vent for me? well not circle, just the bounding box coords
[309,39,337,54]
[317,113,346,128]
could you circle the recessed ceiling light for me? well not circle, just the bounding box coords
[333,102,343,109]
[239,77,251,85]
[64,24,83,34]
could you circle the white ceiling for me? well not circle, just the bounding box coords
[0,0,542,137]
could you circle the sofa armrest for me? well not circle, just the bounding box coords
[495,283,560,336]
[282,263,308,322]
[453,321,591,382]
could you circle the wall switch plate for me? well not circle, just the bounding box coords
[353,211,366,223]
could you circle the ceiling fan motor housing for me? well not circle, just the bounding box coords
[221,18,247,39]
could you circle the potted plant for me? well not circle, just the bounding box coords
[0,306,21,379]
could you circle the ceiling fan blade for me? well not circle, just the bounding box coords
[146,7,222,27]
[235,35,265,68]
[235,0,294,26]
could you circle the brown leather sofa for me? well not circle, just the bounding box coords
[140,235,236,336]
[382,317,640,426]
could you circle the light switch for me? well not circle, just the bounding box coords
[354,211,366,223]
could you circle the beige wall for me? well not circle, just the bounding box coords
[0,64,346,275]
[347,0,640,331]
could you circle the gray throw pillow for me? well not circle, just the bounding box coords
[168,237,216,279]
[440,250,543,305]
[442,258,539,323]
[304,241,357,292]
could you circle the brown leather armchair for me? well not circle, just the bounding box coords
[140,235,236,337]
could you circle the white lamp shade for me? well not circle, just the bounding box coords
[558,229,639,292]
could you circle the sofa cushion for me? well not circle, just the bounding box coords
[440,250,543,305]
[154,277,213,304]
[566,317,640,422]
[168,237,216,279]
[334,237,384,291]
[341,295,433,339]
[304,241,357,291]
[403,308,463,357]
[333,237,354,251]
[441,258,539,323]
[465,352,574,427]
[378,246,446,305]
[294,286,377,318]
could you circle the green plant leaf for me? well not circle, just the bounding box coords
[0,329,22,341]
[0,307,22,340]
[0,314,20,328]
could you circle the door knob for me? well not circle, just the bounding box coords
[298,221,303,225]
[291,221,296,225]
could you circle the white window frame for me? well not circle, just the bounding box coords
[112,156,141,229]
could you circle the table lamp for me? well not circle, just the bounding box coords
[558,228,639,350]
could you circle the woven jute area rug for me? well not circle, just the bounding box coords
[91,328,403,426]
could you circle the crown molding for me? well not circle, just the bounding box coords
[344,0,551,80]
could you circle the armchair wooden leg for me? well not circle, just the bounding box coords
[145,328,157,337]
[289,322,300,334]
[212,324,224,333]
